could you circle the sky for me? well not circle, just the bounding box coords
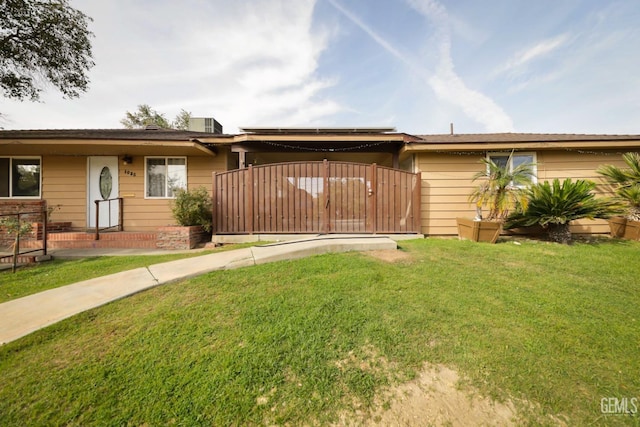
[2,0,640,135]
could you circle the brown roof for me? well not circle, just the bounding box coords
[414,133,640,143]
[0,128,234,141]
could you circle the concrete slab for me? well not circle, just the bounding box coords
[212,233,423,244]
[250,236,397,265]
[148,248,255,284]
[50,247,209,259]
[0,267,156,344]
[211,234,320,244]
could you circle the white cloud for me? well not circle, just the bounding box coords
[326,0,409,65]
[406,0,514,132]
[2,0,342,132]
[326,0,513,132]
[495,33,571,77]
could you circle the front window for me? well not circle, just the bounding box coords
[0,157,41,198]
[487,152,537,186]
[145,157,187,198]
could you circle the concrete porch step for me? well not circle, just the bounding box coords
[21,232,159,250]
[0,254,37,264]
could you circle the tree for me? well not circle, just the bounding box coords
[121,104,171,129]
[469,154,535,221]
[596,152,640,221]
[172,109,192,130]
[504,179,623,244]
[120,104,192,130]
[0,0,94,101]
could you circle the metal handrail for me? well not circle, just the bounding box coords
[94,197,123,240]
[0,209,48,272]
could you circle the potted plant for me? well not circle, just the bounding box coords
[596,152,640,240]
[504,178,624,244]
[457,154,534,243]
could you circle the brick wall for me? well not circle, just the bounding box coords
[0,201,46,248]
[31,221,72,240]
[156,226,209,250]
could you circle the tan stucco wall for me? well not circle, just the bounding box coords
[42,156,87,227]
[120,153,228,231]
[37,147,634,235]
[40,151,228,231]
[416,150,629,236]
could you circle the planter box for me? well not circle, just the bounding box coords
[156,225,210,250]
[608,217,627,238]
[623,220,640,241]
[456,218,502,243]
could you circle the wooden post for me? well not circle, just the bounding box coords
[12,213,19,273]
[392,152,399,169]
[412,172,422,233]
[118,197,124,231]
[247,165,254,235]
[94,200,100,240]
[211,172,217,234]
[42,207,48,256]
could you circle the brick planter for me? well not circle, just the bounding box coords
[156,225,209,250]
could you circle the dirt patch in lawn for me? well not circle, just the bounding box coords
[366,249,413,264]
[335,363,520,426]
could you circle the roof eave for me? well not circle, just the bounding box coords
[402,140,640,153]
[0,139,217,156]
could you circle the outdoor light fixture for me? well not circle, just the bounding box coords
[122,155,133,165]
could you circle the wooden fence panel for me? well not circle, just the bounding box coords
[213,161,420,234]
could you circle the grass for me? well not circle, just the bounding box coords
[0,242,261,303]
[1,238,639,425]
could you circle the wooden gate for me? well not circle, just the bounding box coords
[212,160,421,234]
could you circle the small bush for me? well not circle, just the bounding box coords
[171,187,212,232]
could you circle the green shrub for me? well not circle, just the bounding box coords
[596,152,640,220]
[469,154,535,221]
[170,186,212,232]
[504,178,623,244]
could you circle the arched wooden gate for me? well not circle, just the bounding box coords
[212,160,421,234]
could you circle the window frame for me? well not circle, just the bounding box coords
[144,156,188,199]
[486,151,537,186]
[0,156,42,199]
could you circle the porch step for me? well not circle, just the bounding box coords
[0,254,37,264]
[22,232,159,250]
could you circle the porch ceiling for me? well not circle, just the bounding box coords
[231,141,403,154]
[0,139,217,156]
[230,133,406,154]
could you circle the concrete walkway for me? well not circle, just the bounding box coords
[0,235,397,345]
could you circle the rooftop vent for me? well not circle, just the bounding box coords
[188,117,223,134]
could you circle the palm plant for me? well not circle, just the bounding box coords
[504,178,624,244]
[469,154,535,221]
[596,152,640,221]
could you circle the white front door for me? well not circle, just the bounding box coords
[88,156,119,228]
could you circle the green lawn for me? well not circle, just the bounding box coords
[1,238,639,425]
[0,243,261,303]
